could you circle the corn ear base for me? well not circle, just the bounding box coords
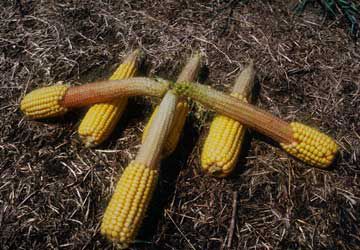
[281,122,338,168]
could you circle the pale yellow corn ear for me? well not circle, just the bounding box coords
[201,61,255,177]
[101,91,177,247]
[142,100,189,156]
[280,122,338,168]
[101,161,158,249]
[78,50,142,147]
[20,85,69,119]
[142,52,201,156]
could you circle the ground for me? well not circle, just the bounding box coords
[0,1,359,249]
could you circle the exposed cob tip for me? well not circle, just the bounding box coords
[20,84,69,119]
[78,49,143,147]
[280,122,339,168]
[121,48,144,65]
[100,161,158,248]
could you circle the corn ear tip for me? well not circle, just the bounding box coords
[83,138,96,148]
[192,50,203,60]
[248,59,255,68]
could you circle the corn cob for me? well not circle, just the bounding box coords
[174,81,339,168]
[142,53,201,156]
[78,50,142,147]
[20,77,170,119]
[101,91,177,248]
[201,61,255,177]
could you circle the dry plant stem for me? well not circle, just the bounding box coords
[61,77,170,108]
[176,82,294,144]
[135,91,178,168]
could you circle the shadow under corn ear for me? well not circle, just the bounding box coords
[227,130,254,178]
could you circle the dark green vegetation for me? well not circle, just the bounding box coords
[295,0,359,37]
[0,1,359,249]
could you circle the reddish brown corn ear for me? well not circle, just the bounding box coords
[101,91,177,247]
[21,77,170,119]
[174,81,339,168]
[78,49,142,147]
[142,52,202,156]
[201,61,255,177]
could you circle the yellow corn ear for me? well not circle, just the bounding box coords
[142,52,201,156]
[201,62,255,177]
[78,50,142,147]
[101,161,158,249]
[142,100,189,156]
[101,92,177,247]
[280,122,338,168]
[201,94,248,177]
[20,85,69,119]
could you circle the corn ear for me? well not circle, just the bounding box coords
[20,84,69,119]
[142,100,189,157]
[174,81,339,168]
[101,91,177,247]
[201,61,255,177]
[280,122,338,168]
[101,161,158,249]
[78,50,142,147]
[142,53,201,156]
